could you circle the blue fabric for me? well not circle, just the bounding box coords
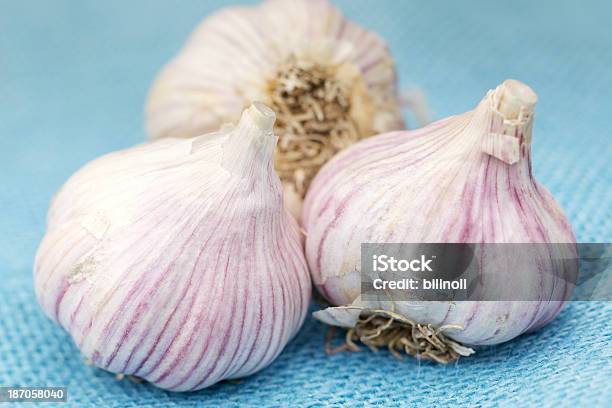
[1,0,610,406]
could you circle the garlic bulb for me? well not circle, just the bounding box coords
[34,103,311,391]
[146,0,405,218]
[302,80,577,359]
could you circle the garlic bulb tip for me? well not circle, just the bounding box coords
[245,102,276,133]
[496,79,538,120]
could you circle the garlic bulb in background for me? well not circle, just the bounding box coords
[302,80,577,360]
[34,103,311,391]
[146,0,405,218]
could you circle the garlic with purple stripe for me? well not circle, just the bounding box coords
[146,0,405,219]
[302,80,577,362]
[34,103,311,391]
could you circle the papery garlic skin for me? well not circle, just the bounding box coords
[302,80,576,346]
[34,103,311,391]
[146,0,405,218]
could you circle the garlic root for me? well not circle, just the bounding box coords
[325,310,474,364]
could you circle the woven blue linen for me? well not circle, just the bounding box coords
[1,0,610,406]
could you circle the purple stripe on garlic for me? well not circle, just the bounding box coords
[34,103,311,391]
[302,80,577,350]
[146,0,406,219]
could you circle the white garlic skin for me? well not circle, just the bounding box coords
[145,0,405,219]
[34,104,311,391]
[302,80,576,346]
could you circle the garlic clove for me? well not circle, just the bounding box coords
[34,104,311,391]
[146,0,406,220]
[302,80,577,353]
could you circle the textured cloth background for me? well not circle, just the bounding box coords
[0,0,610,406]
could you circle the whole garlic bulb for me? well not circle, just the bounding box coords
[146,0,405,218]
[34,103,311,391]
[302,80,576,351]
